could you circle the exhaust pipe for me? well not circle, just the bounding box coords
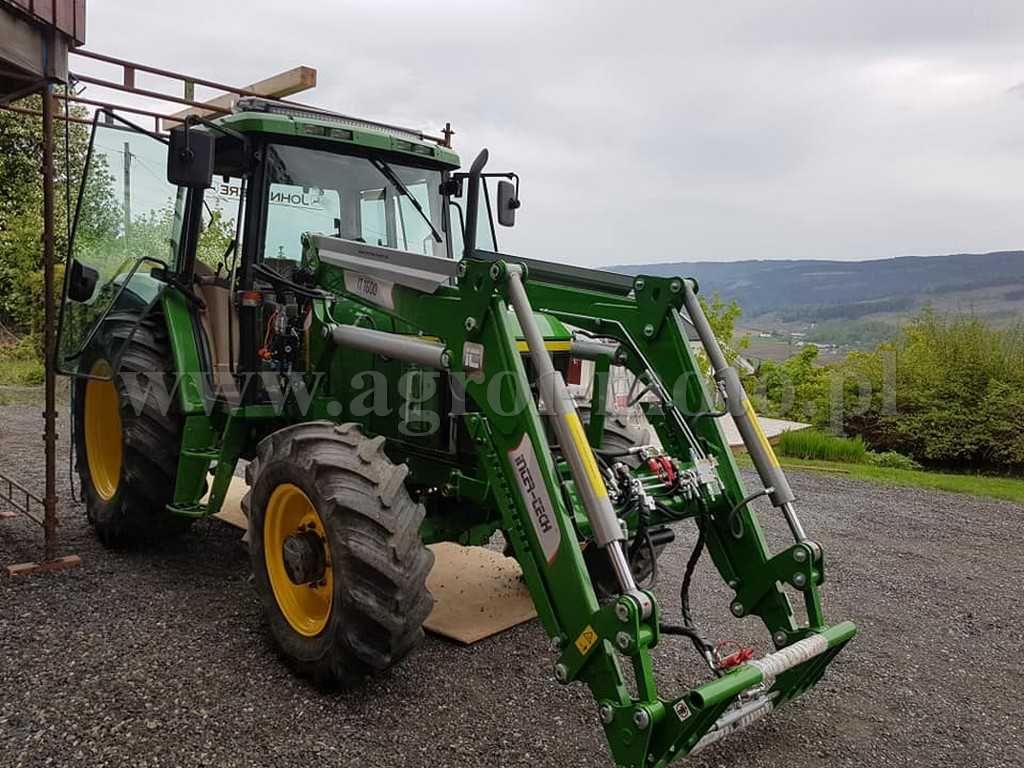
[462,148,489,260]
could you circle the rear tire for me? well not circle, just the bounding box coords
[582,408,659,469]
[244,422,434,688]
[74,317,191,547]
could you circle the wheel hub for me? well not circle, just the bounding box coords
[282,530,327,585]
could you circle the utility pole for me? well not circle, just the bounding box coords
[122,140,131,247]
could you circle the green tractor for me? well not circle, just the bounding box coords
[58,98,855,766]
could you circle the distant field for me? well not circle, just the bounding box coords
[738,279,1024,357]
[739,330,848,363]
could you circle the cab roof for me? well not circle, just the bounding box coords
[212,97,461,169]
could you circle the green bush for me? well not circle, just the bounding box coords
[0,334,40,361]
[754,310,1024,473]
[777,428,867,464]
[866,451,923,471]
[746,345,829,425]
[0,335,44,385]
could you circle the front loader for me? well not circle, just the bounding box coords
[57,98,855,766]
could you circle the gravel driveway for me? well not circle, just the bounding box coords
[2,404,1022,767]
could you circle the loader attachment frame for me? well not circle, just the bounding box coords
[301,241,856,767]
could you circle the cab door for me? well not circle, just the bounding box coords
[56,111,180,377]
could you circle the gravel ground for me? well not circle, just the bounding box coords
[2,403,1022,767]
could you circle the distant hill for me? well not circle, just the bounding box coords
[612,251,1024,320]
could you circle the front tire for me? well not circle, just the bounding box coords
[74,317,190,547]
[244,422,434,687]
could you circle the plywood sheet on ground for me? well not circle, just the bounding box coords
[210,476,249,530]
[422,542,536,644]
[209,477,536,644]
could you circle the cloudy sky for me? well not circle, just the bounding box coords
[78,1,1024,267]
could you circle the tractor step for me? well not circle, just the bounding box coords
[167,503,210,518]
[181,448,220,461]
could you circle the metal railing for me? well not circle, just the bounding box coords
[0,474,46,527]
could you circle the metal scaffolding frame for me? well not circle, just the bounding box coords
[0,43,335,575]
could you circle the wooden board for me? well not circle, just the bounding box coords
[210,477,536,644]
[422,542,537,645]
[163,66,317,129]
[211,476,249,530]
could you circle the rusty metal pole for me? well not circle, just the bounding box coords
[41,82,58,563]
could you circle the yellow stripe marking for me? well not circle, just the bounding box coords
[744,397,780,468]
[565,411,608,498]
[516,340,572,353]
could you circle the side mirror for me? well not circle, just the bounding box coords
[67,258,99,303]
[496,179,520,227]
[167,125,215,188]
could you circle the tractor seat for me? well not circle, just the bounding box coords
[194,261,240,399]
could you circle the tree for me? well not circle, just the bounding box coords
[0,94,118,336]
[747,345,829,424]
[693,292,748,380]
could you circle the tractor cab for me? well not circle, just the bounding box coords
[56,99,548,411]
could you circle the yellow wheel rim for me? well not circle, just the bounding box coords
[264,483,333,637]
[84,359,123,501]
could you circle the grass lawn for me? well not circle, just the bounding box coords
[742,455,1024,505]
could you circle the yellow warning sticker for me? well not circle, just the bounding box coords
[564,412,608,498]
[575,625,599,656]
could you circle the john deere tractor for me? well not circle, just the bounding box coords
[58,97,855,766]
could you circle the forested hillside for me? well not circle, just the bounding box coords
[615,252,1024,321]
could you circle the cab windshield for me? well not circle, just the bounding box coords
[263,143,448,260]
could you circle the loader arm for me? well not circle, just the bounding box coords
[304,241,856,768]
[457,261,855,767]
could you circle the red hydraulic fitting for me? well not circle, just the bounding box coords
[717,646,755,671]
[657,455,676,486]
[646,455,677,487]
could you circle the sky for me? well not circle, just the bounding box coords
[77,1,1024,267]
